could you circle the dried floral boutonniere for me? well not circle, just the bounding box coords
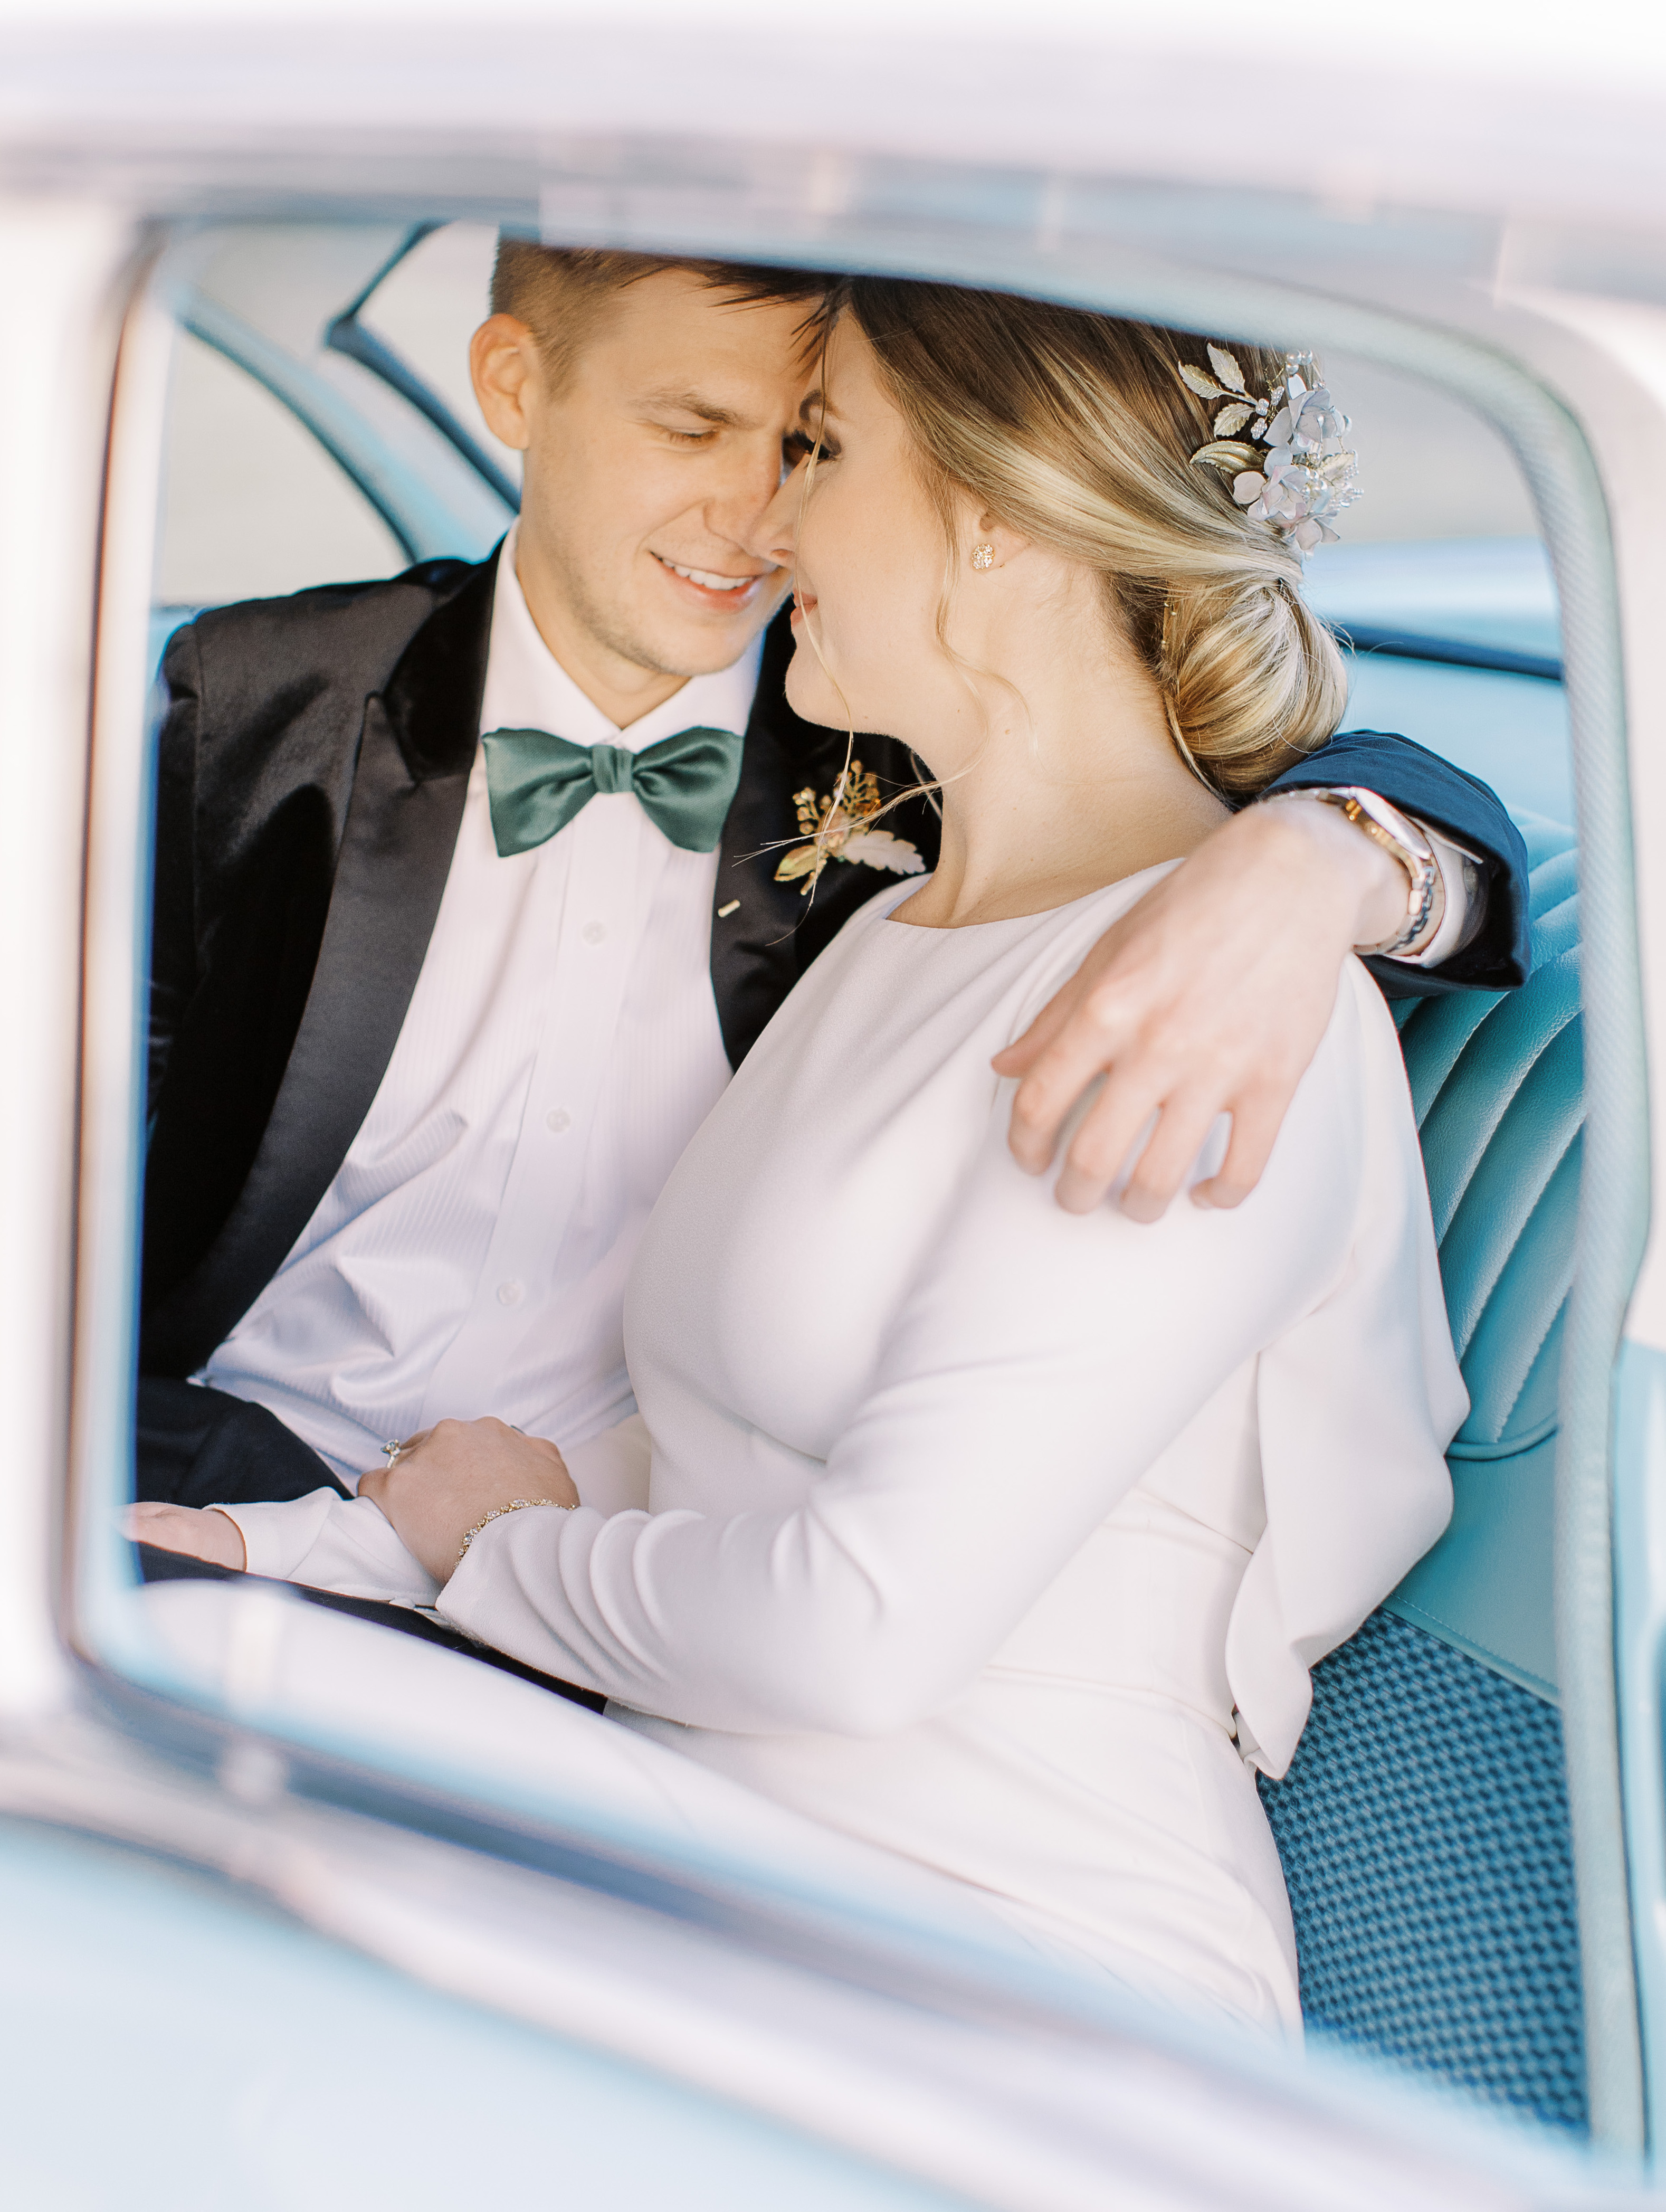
[773,761,926,897]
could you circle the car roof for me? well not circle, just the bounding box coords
[3,0,1666,262]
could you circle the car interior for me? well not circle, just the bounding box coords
[115,218,1588,2140]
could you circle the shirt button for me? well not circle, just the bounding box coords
[496,1280,524,1307]
[546,1107,572,1134]
[582,920,607,946]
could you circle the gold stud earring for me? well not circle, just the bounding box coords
[970,542,995,571]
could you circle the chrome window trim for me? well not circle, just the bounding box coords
[0,198,146,1723]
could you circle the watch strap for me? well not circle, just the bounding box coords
[1262,785,1440,957]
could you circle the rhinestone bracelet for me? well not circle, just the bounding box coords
[457,1496,575,1565]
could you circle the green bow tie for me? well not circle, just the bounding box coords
[481,724,746,857]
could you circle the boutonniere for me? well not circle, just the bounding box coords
[773,761,926,897]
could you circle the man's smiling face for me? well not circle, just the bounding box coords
[472,269,820,722]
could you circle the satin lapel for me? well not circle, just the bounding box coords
[148,558,496,1370]
[710,605,942,1068]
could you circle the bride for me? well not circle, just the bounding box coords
[135,279,1464,2035]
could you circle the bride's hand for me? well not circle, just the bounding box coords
[125,1501,247,1571]
[358,1418,578,1587]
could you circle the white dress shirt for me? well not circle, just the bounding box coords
[204,534,753,1483]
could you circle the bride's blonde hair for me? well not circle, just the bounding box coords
[831,279,1348,798]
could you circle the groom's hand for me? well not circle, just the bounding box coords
[359,1418,579,1586]
[996,797,1410,1219]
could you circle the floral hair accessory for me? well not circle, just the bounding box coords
[1179,345,1360,553]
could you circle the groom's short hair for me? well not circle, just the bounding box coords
[490,240,834,391]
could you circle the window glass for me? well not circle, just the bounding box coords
[84,217,1588,2167]
[1302,351,1568,823]
[356,221,522,499]
[153,222,515,638]
[1317,351,1537,543]
[156,329,405,606]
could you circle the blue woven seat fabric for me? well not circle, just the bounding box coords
[1258,817,1587,2132]
[1257,1612,1586,2133]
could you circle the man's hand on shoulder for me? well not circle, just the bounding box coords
[995,797,1411,1220]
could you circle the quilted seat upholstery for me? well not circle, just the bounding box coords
[1259,819,1587,2133]
[1403,820,1580,1463]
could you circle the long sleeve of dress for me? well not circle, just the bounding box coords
[212,1414,653,1603]
[440,958,1463,1770]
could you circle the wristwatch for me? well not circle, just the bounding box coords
[1262,785,1441,958]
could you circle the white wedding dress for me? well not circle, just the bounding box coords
[218,863,1465,2035]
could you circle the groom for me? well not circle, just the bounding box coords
[137,243,1527,1517]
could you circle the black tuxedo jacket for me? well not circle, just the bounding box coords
[142,553,1531,1380]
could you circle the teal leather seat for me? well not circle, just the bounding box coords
[1383,815,1579,1698]
[1259,818,1586,2133]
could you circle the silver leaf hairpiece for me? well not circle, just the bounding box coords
[1179,347,1360,553]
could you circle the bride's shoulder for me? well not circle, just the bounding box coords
[1036,860,1187,958]
[998,865,1185,1024]
[1283,960,1425,1194]
[1336,956,1427,1105]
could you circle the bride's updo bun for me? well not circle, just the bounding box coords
[838,279,1348,797]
